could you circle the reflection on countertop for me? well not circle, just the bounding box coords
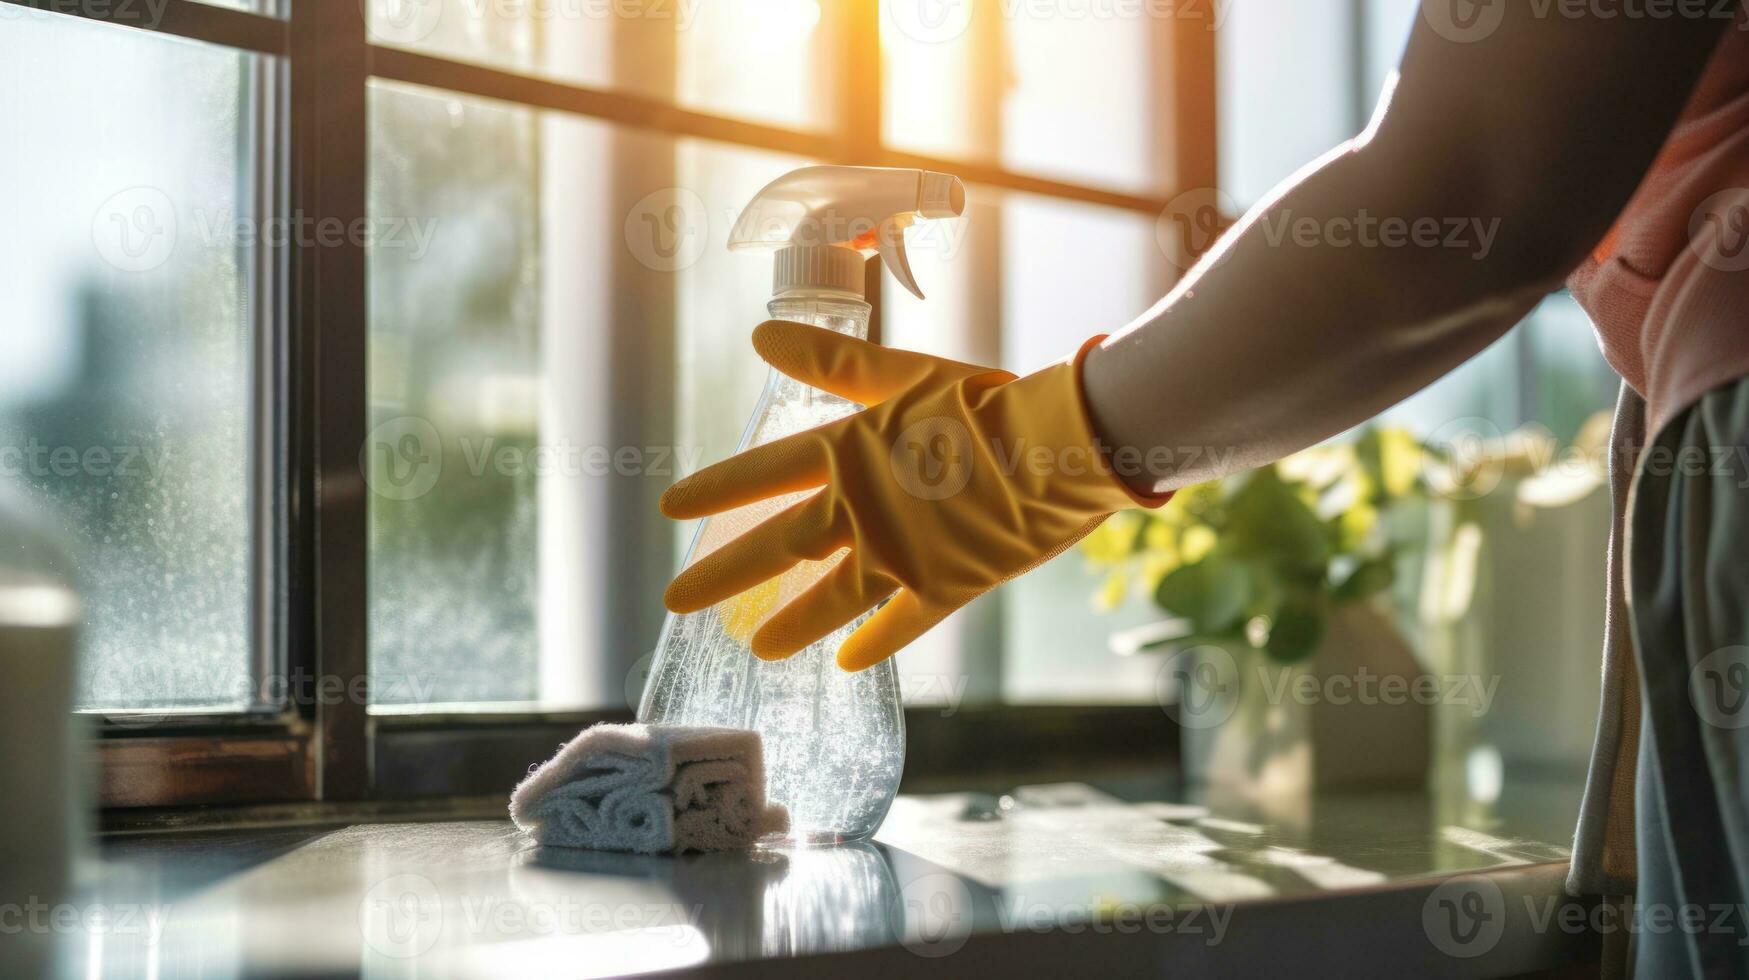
[67,771,1595,979]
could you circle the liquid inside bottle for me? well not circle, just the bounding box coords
[639,294,905,844]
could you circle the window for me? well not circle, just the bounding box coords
[46,0,1640,805]
[5,0,1205,808]
[1218,0,1619,444]
[1,9,275,716]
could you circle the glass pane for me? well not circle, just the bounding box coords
[1000,6,1161,192]
[368,83,546,707]
[881,0,985,161]
[0,12,263,711]
[1217,0,1361,208]
[368,81,804,710]
[998,194,1172,703]
[674,142,813,497]
[882,0,1167,194]
[363,0,832,131]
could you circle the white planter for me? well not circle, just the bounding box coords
[1178,603,1431,794]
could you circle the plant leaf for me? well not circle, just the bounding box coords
[1224,468,1331,569]
[1154,554,1252,635]
[1333,554,1395,602]
[1263,597,1327,664]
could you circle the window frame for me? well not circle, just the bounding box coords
[12,0,1214,811]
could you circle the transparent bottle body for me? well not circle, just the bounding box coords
[639,294,905,843]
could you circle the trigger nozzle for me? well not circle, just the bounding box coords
[877,219,925,300]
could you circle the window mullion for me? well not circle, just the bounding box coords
[289,0,372,801]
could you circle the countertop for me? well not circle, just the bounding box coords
[64,772,1596,978]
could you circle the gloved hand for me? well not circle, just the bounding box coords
[661,320,1166,671]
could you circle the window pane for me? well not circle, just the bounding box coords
[367,83,801,710]
[368,83,546,707]
[882,0,1168,194]
[363,0,832,130]
[0,13,263,711]
[674,142,813,497]
[998,194,1171,703]
[1217,0,1362,209]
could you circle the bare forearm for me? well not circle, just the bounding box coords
[1084,132,1554,493]
[1083,9,1731,496]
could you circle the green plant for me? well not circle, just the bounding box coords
[1082,428,1431,663]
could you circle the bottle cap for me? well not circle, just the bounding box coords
[772,244,865,299]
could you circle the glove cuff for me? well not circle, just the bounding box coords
[1067,335,1173,511]
[980,337,1171,515]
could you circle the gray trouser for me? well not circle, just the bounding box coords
[1629,378,1749,978]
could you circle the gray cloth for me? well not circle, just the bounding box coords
[1570,382,1648,898]
[1622,378,1749,976]
[509,723,788,853]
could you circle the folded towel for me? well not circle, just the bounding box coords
[509,723,788,853]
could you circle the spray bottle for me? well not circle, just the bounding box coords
[639,165,965,843]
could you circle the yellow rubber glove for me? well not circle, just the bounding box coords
[661,320,1167,671]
